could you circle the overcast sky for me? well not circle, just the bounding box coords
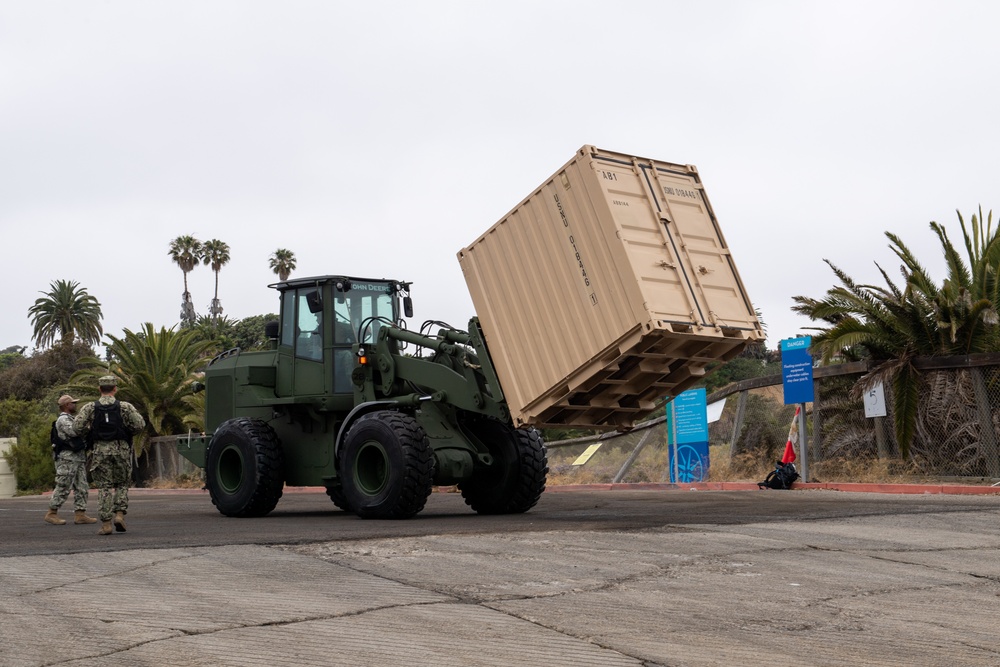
[2,1,998,355]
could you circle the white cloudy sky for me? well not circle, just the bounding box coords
[2,1,998,353]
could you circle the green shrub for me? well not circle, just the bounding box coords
[0,398,56,495]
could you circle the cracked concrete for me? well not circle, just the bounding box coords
[2,492,999,665]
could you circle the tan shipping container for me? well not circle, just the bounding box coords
[458,145,763,430]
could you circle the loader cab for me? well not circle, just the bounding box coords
[271,276,411,398]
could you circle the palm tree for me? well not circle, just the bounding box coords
[69,323,216,450]
[168,235,202,325]
[792,208,1000,457]
[269,248,296,281]
[201,239,231,320]
[27,280,103,349]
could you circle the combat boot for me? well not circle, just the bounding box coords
[43,509,66,525]
[114,512,127,532]
[74,510,97,524]
[97,521,113,535]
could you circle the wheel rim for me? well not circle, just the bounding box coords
[353,440,389,495]
[217,444,244,493]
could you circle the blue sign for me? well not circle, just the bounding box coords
[666,388,709,483]
[780,336,814,404]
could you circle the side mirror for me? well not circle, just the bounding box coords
[305,290,323,314]
[403,296,413,319]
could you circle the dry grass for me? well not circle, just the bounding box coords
[546,441,942,486]
[144,472,205,489]
[808,456,932,484]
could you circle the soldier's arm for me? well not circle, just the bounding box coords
[72,404,92,437]
[56,414,78,440]
[123,403,146,433]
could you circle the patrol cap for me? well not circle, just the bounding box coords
[57,395,79,407]
[98,375,118,387]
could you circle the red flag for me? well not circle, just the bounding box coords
[782,406,800,464]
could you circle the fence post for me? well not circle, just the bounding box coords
[812,379,822,464]
[798,402,808,483]
[155,441,163,481]
[970,367,1000,477]
[613,429,654,484]
[728,390,748,461]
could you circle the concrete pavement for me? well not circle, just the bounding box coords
[2,487,999,666]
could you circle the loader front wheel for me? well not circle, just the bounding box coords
[340,411,434,519]
[460,424,548,514]
[205,418,284,517]
[324,483,351,512]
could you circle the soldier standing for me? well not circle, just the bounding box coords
[73,375,146,535]
[44,395,98,526]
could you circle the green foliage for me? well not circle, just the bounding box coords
[183,313,279,355]
[540,426,598,442]
[269,248,296,281]
[0,399,56,494]
[0,342,94,401]
[0,398,43,438]
[69,323,216,446]
[702,356,781,394]
[184,315,237,354]
[168,235,202,283]
[169,235,202,324]
[202,239,231,319]
[27,279,103,349]
[230,313,279,351]
[792,207,1000,457]
[181,390,205,433]
[0,352,25,372]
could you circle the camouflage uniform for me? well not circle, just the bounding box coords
[74,393,145,523]
[49,413,90,512]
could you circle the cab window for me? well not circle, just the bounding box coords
[295,289,323,361]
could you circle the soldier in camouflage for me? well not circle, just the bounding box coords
[73,375,145,535]
[43,395,98,526]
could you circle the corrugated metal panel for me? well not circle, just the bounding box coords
[459,145,762,429]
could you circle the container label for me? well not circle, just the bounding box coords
[663,185,699,200]
[553,193,598,306]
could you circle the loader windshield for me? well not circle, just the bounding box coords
[333,281,396,344]
[332,280,396,393]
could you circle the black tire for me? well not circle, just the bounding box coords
[459,422,548,514]
[205,418,284,517]
[340,410,434,519]
[325,484,352,512]
[340,411,434,519]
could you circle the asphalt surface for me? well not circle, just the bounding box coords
[2,487,1000,666]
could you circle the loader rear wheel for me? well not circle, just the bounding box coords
[205,418,284,517]
[459,424,548,514]
[340,411,434,519]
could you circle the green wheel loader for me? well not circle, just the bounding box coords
[178,275,547,520]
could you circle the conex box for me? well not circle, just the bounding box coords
[458,145,763,429]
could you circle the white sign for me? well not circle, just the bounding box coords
[864,382,887,418]
[706,398,726,424]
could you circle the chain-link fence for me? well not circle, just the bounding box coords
[140,355,1000,486]
[143,435,201,485]
[548,355,1000,485]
